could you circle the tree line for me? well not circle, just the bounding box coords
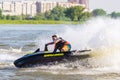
[0,6,120,21]
[92,9,120,18]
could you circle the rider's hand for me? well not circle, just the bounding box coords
[45,44,48,46]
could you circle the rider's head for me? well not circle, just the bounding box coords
[52,35,57,41]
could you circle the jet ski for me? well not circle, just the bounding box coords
[14,48,91,68]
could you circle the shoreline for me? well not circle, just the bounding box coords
[0,20,83,24]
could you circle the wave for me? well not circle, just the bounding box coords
[32,17,120,74]
[0,17,120,75]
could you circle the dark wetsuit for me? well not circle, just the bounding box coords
[54,40,65,52]
[46,37,71,53]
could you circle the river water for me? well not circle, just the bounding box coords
[0,18,120,80]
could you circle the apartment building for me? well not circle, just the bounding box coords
[0,0,87,16]
[68,0,89,9]
[0,1,36,16]
[36,1,85,13]
[36,1,57,13]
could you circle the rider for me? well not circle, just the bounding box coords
[45,35,71,53]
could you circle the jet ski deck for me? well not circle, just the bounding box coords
[14,49,91,68]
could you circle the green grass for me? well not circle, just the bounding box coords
[0,20,83,24]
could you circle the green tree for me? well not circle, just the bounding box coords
[0,9,2,19]
[11,15,21,20]
[2,15,6,20]
[74,6,85,21]
[65,6,90,21]
[110,12,120,18]
[21,15,27,20]
[65,7,75,21]
[79,12,91,21]
[44,11,51,19]
[92,9,106,17]
[6,15,11,20]
[49,6,66,20]
[34,13,46,20]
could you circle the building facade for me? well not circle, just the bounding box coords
[79,0,89,9]
[36,1,57,13]
[68,0,89,10]
[0,0,87,16]
[0,1,37,16]
[36,1,85,13]
[68,0,79,3]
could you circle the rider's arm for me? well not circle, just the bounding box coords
[44,42,54,51]
[45,42,54,46]
[53,44,59,53]
[46,38,61,46]
[53,47,57,53]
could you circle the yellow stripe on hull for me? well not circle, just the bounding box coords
[44,53,64,57]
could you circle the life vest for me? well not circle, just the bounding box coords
[53,37,65,44]
[61,42,71,52]
[54,37,71,52]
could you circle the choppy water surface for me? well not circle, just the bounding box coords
[0,18,120,80]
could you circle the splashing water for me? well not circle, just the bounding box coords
[35,17,120,74]
[0,48,23,68]
[2,17,118,75]
[61,17,120,72]
[0,48,22,62]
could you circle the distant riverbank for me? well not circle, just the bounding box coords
[0,20,83,24]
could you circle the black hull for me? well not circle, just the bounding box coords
[14,50,90,68]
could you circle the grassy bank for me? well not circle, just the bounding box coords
[0,20,83,24]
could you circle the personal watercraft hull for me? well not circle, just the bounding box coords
[14,50,90,68]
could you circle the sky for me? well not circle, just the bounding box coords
[90,0,120,13]
[0,0,120,13]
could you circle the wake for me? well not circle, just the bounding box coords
[0,17,120,75]
[33,17,120,74]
